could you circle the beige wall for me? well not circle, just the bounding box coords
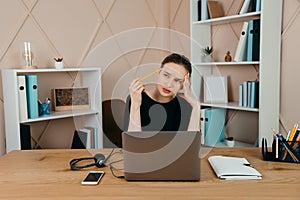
[0,0,297,155]
[0,0,189,155]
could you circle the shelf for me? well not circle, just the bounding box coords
[209,141,255,148]
[193,12,261,25]
[193,61,259,66]
[11,68,100,73]
[20,109,99,123]
[201,102,259,112]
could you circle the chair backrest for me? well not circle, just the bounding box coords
[102,99,126,148]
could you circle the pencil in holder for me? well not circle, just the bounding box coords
[262,138,300,163]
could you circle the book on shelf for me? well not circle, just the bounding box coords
[206,0,224,19]
[234,21,249,62]
[197,0,202,21]
[84,126,99,148]
[256,0,261,12]
[17,75,28,121]
[201,0,209,20]
[239,80,259,108]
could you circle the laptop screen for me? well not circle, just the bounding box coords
[122,131,201,181]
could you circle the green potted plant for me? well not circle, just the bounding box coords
[202,46,213,62]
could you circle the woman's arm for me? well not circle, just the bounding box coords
[181,74,201,131]
[127,78,144,131]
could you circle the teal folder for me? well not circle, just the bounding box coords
[252,19,260,61]
[25,75,39,119]
[204,108,225,146]
[247,19,260,61]
[247,20,254,61]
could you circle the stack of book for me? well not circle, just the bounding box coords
[238,80,259,108]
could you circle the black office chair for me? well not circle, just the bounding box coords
[102,99,126,148]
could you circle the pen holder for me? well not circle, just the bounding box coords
[262,138,300,163]
[38,101,50,117]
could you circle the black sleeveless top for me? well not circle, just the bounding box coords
[124,92,192,131]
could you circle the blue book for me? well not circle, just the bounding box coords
[204,108,225,146]
[256,0,261,12]
[247,81,252,108]
[238,84,243,107]
[25,75,39,119]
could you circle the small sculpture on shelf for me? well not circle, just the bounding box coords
[225,51,232,62]
[202,46,213,62]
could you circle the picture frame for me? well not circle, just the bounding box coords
[53,87,90,111]
[204,76,228,103]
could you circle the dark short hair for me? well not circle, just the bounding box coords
[161,53,192,76]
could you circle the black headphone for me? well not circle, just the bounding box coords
[70,149,114,170]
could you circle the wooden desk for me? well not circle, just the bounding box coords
[0,148,298,199]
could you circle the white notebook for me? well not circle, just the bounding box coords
[208,156,262,180]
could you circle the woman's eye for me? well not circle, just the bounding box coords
[175,79,182,83]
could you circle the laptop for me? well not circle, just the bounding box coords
[122,131,201,181]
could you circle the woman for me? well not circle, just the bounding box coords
[124,53,200,132]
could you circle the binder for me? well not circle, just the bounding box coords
[197,0,201,21]
[247,20,254,61]
[247,19,260,61]
[25,75,39,119]
[204,108,225,146]
[200,108,208,145]
[234,21,249,62]
[239,0,251,14]
[252,19,260,61]
[20,124,31,150]
[17,75,28,121]
[256,0,262,11]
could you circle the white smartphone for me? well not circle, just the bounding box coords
[81,171,105,185]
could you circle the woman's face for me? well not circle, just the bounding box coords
[157,62,188,98]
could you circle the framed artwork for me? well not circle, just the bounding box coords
[53,87,90,111]
[203,76,228,103]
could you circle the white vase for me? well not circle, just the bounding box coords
[201,54,212,63]
[54,61,64,69]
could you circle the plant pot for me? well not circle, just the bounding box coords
[54,61,64,69]
[201,54,212,63]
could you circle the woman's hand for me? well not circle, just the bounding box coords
[180,74,199,107]
[129,78,144,107]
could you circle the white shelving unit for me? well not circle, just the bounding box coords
[2,68,102,152]
[190,0,282,146]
